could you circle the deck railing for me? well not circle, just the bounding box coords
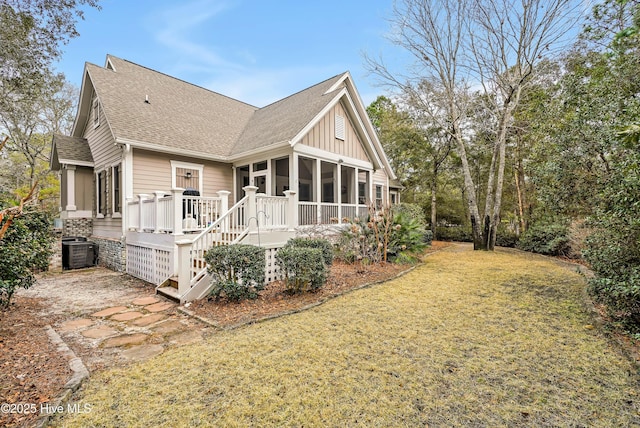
[298,202,369,225]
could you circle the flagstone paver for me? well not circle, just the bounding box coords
[131,296,159,306]
[151,320,185,335]
[82,325,118,339]
[91,306,128,317]
[102,333,149,348]
[111,311,144,322]
[58,318,94,332]
[145,302,174,313]
[130,313,167,327]
[121,344,165,361]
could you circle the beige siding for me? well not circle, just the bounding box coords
[93,217,122,239]
[75,167,94,211]
[81,96,120,169]
[132,149,234,202]
[299,102,370,162]
[372,169,390,205]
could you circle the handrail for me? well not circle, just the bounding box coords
[187,195,249,287]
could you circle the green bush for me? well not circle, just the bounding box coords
[276,246,327,293]
[284,237,333,266]
[495,225,518,248]
[205,244,265,301]
[387,212,428,262]
[423,230,433,245]
[393,203,427,227]
[0,208,54,309]
[436,226,473,242]
[517,222,570,256]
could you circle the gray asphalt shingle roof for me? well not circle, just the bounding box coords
[52,134,93,164]
[88,55,347,158]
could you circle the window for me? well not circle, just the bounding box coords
[93,98,100,128]
[112,164,121,214]
[171,161,203,193]
[375,185,383,210]
[335,114,345,140]
[97,170,107,216]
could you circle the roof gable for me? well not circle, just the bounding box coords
[50,134,94,170]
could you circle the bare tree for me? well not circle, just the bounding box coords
[366,0,580,250]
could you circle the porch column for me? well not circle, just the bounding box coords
[283,190,298,230]
[316,158,322,224]
[153,191,164,233]
[336,163,342,224]
[354,167,359,215]
[243,185,258,233]
[65,165,77,211]
[172,188,184,236]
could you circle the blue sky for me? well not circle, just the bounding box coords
[55,0,402,107]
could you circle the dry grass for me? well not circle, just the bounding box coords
[55,245,640,427]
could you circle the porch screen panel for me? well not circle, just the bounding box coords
[176,167,200,191]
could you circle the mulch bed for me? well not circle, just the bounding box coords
[0,297,71,428]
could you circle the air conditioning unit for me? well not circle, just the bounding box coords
[62,241,98,270]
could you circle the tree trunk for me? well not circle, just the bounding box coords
[454,128,484,249]
[430,173,437,239]
[514,158,528,233]
[482,137,501,250]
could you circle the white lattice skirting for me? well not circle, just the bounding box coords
[126,244,173,286]
[264,246,284,284]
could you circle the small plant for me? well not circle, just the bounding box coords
[205,244,265,302]
[276,246,327,293]
[284,237,334,265]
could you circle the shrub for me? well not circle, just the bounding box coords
[276,246,327,293]
[205,244,265,301]
[393,203,427,227]
[436,226,473,243]
[517,221,570,256]
[0,208,54,309]
[284,237,333,266]
[423,229,433,245]
[335,205,427,266]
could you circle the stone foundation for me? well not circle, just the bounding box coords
[91,237,126,272]
[62,217,93,238]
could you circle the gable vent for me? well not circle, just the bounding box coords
[335,114,345,140]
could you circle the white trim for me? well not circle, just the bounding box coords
[60,210,93,219]
[170,160,204,193]
[294,144,373,170]
[59,159,94,168]
[111,162,122,215]
[115,137,232,162]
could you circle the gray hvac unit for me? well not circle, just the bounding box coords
[62,240,98,270]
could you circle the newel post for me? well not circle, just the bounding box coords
[175,239,192,299]
[283,190,298,230]
[137,194,150,232]
[243,185,258,233]
[153,191,164,233]
[217,190,230,216]
[172,188,184,236]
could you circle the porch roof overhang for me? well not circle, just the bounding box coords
[50,134,94,171]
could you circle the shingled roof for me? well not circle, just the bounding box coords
[50,134,93,170]
[85,56,258,158]
[80,55,350,159]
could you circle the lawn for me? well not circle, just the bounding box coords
[55,245,639,427]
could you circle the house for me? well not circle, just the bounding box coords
[50,55,400,302]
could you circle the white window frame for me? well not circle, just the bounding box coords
[95,169,107,218]
[171,160,204,193]
[93,97,100,129]
[111,162,122,218]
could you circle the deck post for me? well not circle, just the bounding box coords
[243,185,259,233]
[217,190,231,233]
[283,190,297,230]
[172,188,184,236]
[137,194,150,232]
[153,191,164,233]
[176,239,192,299]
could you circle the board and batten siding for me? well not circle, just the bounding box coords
[299,102,369,162]
[132,149,234,203]
[75,167,94,211]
